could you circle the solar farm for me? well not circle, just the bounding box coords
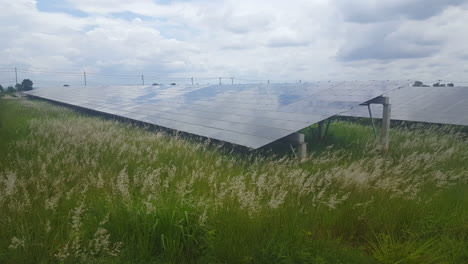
[343,86,468,126]
[1,83,467,263]
[24,81,409,153]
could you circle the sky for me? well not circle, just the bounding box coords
[1,0,468,86]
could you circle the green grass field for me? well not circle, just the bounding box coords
[1,98,467,264]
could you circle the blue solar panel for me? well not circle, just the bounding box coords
[342,86,468,126]
[25,81,410,148]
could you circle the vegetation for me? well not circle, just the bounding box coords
[6,86,15,93]
[15,79,34,91]
[412,81,455,87]
[0,98,467,264]
[412,81,429,87]
[21,79,33,91]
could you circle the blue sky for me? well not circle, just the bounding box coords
[36,0,89,17]
[1,0,468,86]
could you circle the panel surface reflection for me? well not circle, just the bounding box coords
[25,81,410,148]
[342,86,468,126]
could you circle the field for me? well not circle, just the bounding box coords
[0,98,467,264]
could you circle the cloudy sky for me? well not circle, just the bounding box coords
[1,0,468,86]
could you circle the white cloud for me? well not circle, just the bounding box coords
[334,0,467,23]
[0,0,467,87]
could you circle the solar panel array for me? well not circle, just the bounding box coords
[25,81,409,148]
[342,86,468,126]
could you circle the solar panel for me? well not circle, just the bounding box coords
[25,81,410,148]
[342,86,468,126]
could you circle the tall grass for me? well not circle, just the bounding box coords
[1,98,467,263]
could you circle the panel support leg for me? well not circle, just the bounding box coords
[298,139,307,160]
[381,98,391,152]
[317,121,324,141]
[361,95,391,151]
[324,119,331,140]
[367,105,377,138]
[282,133,307,160]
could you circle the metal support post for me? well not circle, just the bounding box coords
[361,95,391,150]
[282,133,307,160]
[381,97,391,151]
[324,119,331,140]
[317,121,324,140]
[298,138,307,160]
[367,105,377,138]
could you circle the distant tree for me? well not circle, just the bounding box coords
[413,81,423,87]
[170,83,176,85]
[63,84,70,87]
[21,79,33,91]
[7,86,16,93]
[0,84,3,93]
[152,83,159,86]
[15,83,22,91]
[447,83,454,87]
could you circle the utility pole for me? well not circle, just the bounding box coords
[191,77,194,85]
[141,75,145,85]
[219,77,222,85]
[267,80,270,84]
[15,67,18,84]
[230,77,234,84]
[84,71,87,86]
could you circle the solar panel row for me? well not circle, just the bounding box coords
[342,86,468,126]
[25,81,409,148]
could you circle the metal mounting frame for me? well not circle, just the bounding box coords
[282,95,391,160]
[360,96,391,151]
[282,133,307,160]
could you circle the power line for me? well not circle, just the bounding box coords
[85,72,140,78]
[10,68,286,83]
[83,75,143,80]
[16,68,83,76]
[3,66,312,85]
[437,80,468,84]
[143,76,193,80]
